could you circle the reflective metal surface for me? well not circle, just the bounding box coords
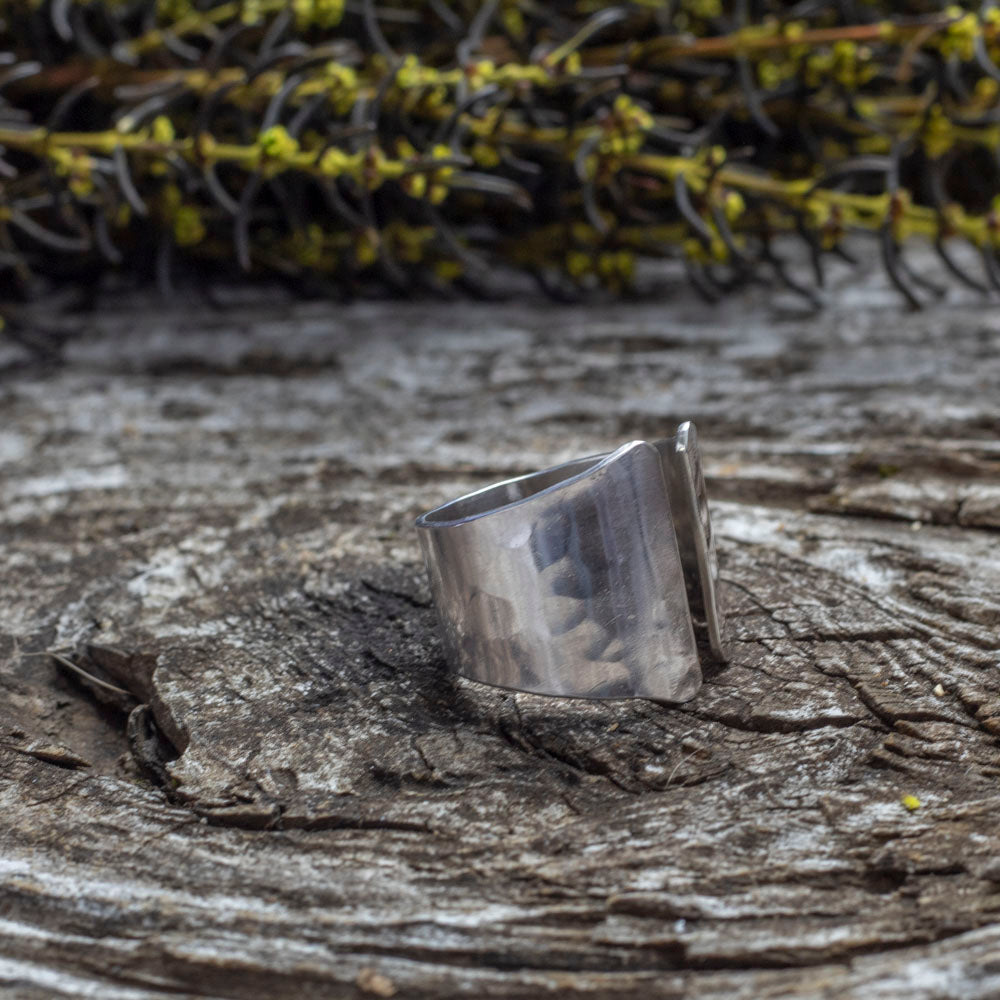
[415,424,726,703]
[657,423,727,662]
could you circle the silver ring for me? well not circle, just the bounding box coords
[415,423,726,703]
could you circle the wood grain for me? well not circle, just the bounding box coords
[2,275,1000,998]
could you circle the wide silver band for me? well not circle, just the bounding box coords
[415,423,726,703]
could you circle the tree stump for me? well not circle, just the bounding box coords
[2,280,1000,998]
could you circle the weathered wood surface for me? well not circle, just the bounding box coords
[2,272,1000,998]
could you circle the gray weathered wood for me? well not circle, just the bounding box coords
[2,269,1000,998]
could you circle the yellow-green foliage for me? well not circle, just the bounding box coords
[1,0,999,305]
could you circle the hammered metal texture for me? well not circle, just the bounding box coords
[416,440,703,702]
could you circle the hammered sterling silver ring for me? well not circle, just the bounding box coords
[415,423,726,704]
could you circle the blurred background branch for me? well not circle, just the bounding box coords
[1,0,999,343]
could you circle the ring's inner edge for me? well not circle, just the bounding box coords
[420,456,601,525]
